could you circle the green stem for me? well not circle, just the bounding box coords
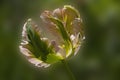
[61,60,76,80]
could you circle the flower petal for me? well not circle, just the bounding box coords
[28,58,50,68]
[52,8,63,20]
[63,5,80,30]
[20,19,55,63]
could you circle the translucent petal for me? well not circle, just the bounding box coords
[40,11,64,45]
[52,8,63,20]
[71,18,85,39]
[19,45,50,68]
[63,5,80,30]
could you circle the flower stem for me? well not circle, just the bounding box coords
[61,60,76,80]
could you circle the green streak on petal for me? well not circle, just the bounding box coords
[49,17,70,41]
[49,17,73,58]
[63,5,80,35]
[25,19,53,62]
[64,5,80,18]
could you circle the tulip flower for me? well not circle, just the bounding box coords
[19,5,85,69]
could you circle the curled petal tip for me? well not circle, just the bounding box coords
[28,58,50,68]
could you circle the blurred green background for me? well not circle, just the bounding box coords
[0,0,120,80]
